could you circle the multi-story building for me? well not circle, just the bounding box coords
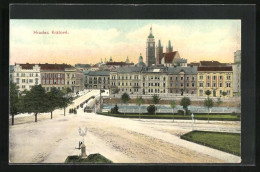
[232,50,241,94]
[167,66,197,95]
[65,67,84,93]
[197,66,233,97]
[12,63,41,92]
[110,67,143,95]
[141,67,168,95]
[40,63,70,92]
[85,71,110,89]
[9,65,14,83]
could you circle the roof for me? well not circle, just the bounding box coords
[88,70,110,76]
[142,66,167,73]
[114,66,143,73]
[106,62,134,66]
[16,63,72,70]
[83,70,90,75]
[198,66,232,72]
[188,62,200,66]
[168,66,198,75]
[163,51,178,63]
[200,61,226,67]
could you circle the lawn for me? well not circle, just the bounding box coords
[65,153,113,163]
[97,112,240,121]
[180,131,241,156]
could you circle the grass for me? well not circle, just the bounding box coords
[65,153,113,163]
[97,112,240,121]
[180,131,241,156]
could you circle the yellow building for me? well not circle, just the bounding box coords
[197,66,233,97]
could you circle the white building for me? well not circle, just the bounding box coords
[13,64,41,92]
[232,50,241,94]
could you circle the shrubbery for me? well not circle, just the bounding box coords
[111,104,119,114]
[177,110,184,115]
[147,105,155,114]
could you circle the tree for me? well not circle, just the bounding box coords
[61,87,73,116]
[147,105,155,114]
[19,85,49,122]
[152,94,160,115]
[170,100,176,122]
[205,90,211,98]
[46,87,63,119]
[9,82,19,125]
[121,92,130,115]
[136,96,144,119]
[204,98,214,123]
[180,97,191,116]
[222,91,227,98]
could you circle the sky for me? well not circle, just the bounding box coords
[10,20,241,65]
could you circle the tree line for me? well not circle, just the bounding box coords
[9,82,73,125]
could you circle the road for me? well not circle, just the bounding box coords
[9,90,241,163]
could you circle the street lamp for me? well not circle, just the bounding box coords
[191,112,194,131]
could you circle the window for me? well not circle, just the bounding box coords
[227,75,231,80]
[207,75,210,80]
[163,83,165,87]
[181,83,183,87]
[58,74,60,78]
[163,77,166,81]
[42,80,45,84]
[46,80,49,84]
[219,76,223,80]
[143,83,145,87]
[219,83,222,87]
[199,83,203,87]
[176,77,178,80]
[192,83,195,87]
[54,74,57,78]
[47,87,49,91]
[199,75,203,80]
[17,73,19,77]
[170,77,173,80]
[226,82,231,87]
[213,83,216,87]
[192,77,195,81]
[213,76,216,80]
[58,80,60,84]
[181,77,183,80]
[22,85,25,88]
[207,82,210,87]
[29,79,33,83]
[187,77,189,80]
[22,79,26,83]
[187,83,189,87]
[199,90,203,96]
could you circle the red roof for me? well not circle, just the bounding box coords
[163,51,177,63]
[200,61,225,67]
[198,66,232,71]
[18,63,72,70]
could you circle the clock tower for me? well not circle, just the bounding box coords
[146,26,156,66]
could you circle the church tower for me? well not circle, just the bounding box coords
[146,26,156,66]
[156,40,163,65]
[166,40,173,53]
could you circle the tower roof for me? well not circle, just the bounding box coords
[158,40,162,48]
[148,26,154,38]
[168,40,172,48]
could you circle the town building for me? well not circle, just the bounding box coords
[85,70,110,89]
[65,67,84,93]
[146,27,156,66]
[9,65,14,83]
[232,50,241,95]
[161,51,187,67]
[167,66,197,95]
[197,66,233,97]
[40,63,70,92]
[12,63,41,92]
[110,67,143,95]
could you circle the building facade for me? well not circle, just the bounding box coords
[85,71,110,89]
[13,64,41,92]
[197,66,233,97]
[65,67,84,93]
[146,27,156,66]
[232,50,241,94]
[167,66,197,95]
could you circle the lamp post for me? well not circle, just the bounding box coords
[191,112,194,131]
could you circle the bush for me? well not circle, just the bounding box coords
[186,110,191,115]
[147,105,155,114]
[177,110,184,115]
[111,105,119,114]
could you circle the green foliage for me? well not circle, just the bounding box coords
[147,105,155,114]
[46,87,64,112]
[121,92,130,104]
[152,94,160,105]
[205,90,211,96]
[170,100,176,109]
[181,131,241,156]
[9,82,19,125]
[222,91,228,97]
[216,98,223,106]
[204,98,214,109]
[180,97,191,115]
[177,110,184,115]
[136,96,144,106]
[111,104,119,114]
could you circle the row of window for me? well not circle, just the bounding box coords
[42,73,65,79]
[16,73,39,77]
[42,79,64,85]
[199,89,231,96]
[199,82,231,88]
[199,75,231,80]
[169,76,195,81]
[169,89,195,94]
[118,82,139,86]
[170,82,195,87]
[89,77,109,80]
[148,89,166,93]
[45,87,65,91]
[120,88,139,92]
